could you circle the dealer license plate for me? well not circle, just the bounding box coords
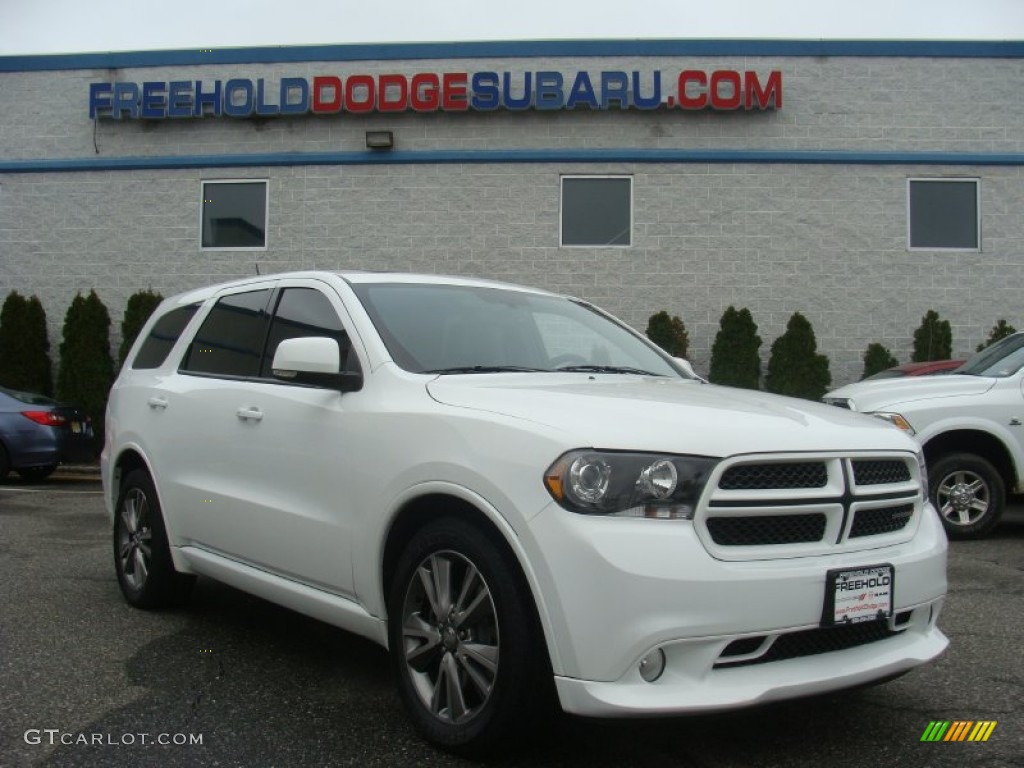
[823,564,894,626]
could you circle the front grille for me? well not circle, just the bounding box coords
[718,462,828,490]
[706,513,827,546]
[852,460,911,486]
[850,504,914,538]
[715,616,909,668]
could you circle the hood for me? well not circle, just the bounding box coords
[427,373,917,457]
[827,374,996,413]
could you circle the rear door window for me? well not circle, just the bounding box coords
[181,290,273,378]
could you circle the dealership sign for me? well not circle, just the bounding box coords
[88,69,782,119]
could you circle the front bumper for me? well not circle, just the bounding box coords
[525,498,948,716]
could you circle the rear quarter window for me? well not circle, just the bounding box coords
[132,304,201,370]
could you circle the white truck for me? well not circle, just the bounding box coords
[826,332,1024,538]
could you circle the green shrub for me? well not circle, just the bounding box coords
[765,312,832,400]
[57,290,114,452]
[861,343,899,380]
[708,306,762,389]
[976,319,1017,352]
[645,310,690,359]
[0,291,54,395]
[119,289,164,365]
[911,310,952,362]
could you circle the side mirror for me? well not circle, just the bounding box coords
[271,337,363,392]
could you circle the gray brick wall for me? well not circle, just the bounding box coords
[1,51,1022,386]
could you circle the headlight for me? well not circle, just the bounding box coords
[868,412,916,435]
[543,450,718,519]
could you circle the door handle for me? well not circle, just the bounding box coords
[236,407,264,422]
[147,396,169,410]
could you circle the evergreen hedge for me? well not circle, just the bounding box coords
[645,311,690,358]
[861,342,899,380]
[976,319,1017,352]
[708,306,762,389]
[57,290,114,452]
[119,289,164,365]
[911,310,952,362]
[765,312,832,400]
[0,291,54,395]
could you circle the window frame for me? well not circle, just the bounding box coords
[906,177,981,253]
[559,175,634,249]
[200,178,270,252]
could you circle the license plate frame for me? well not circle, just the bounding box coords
[822,564,894,627]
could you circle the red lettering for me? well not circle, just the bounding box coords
[677,70,706,109]
[345,75,375,113]
[710,71,742,110]
[745,70,782,110]
[311,76,342,113]
[442,72,469,111]
[411,73,440,111]
[378,74,408,112]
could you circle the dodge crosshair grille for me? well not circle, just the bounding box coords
[699,453,923,560]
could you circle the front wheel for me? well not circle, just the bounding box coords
[929,452,1005,539]
[388,518,553,755]
[113,469,195,608]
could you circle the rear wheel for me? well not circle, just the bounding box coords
[113,469,195,608]
[388,517,553,755]
[929,452,1004,539]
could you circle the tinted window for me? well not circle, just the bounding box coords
[202,180,268,249]
[132,304,200,370]
[908,179,979,250]
[561,176,632,246]
[182,290,272,377]
[261,288,356,377]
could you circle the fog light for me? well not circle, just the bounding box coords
[638,649,666,682]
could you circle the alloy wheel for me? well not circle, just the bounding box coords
[118,488,153,591]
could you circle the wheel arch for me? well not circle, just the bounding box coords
[380,491,562,675]
[922,429,1018,492]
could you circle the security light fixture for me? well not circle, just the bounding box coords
[365,130,394,150]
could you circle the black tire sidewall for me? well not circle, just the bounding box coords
[928,452,1005,539]
[387,517,548,755]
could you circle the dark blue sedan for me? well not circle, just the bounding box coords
[0,386,94,481]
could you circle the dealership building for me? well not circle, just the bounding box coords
[1,39,1022,383]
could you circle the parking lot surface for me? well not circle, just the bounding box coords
[1,473,1021,767]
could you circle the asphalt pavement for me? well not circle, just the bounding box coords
[0,472,1021,767]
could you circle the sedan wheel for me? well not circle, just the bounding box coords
[929,452,1004,539]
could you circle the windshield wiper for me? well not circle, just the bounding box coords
[425,365,547,374]
[554,364,665,376]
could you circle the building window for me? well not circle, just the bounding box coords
[908,178,980,251]
[201,180,268,249]
[561,176,632,247]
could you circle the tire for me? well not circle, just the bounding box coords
[17,464,57,482]
[928,452,1005,539]
[0,443,9,481]
[113,469,195,608]
[387,517,554,755]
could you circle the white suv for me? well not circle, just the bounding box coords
[103,272,948,753]
[826,332,1024,539]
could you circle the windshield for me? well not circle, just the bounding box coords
[350,282,682,378]
[956,334,1024,377]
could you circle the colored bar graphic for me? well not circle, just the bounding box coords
[921,721,950,741]
[921,720,997,742]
